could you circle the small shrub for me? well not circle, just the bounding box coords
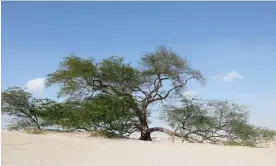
[90,130,126,139]
[23,128,44,134]
[223,140,257,147]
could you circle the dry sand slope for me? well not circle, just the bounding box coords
[2,131,276,166]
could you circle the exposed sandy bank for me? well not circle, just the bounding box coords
[2,131,276,166]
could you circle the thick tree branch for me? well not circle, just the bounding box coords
[146,127,183,138]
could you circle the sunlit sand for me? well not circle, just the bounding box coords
[2,131,276,166]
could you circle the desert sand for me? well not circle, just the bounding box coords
[2,131,276,166]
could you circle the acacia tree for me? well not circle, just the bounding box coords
[164,96,276,147]
[1,87,53,130]
[42,94,139,137]
[46,46,205,140]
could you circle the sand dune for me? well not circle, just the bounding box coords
[2,131,276,166]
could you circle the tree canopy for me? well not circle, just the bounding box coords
[2,45,275,146]
[45,46,205,140]
[1,86,51,130]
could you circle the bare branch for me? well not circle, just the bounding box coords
[150,76,196,103]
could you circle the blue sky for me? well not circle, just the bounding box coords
[2,2,276,129]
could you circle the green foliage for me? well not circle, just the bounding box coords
[5,46,273,145]
[23,128,44,134]
[140,46,205,86]
[45,46,205,140]
[165,97,276,146]
[223,127,276,147]
[90,130,127,139]
[45,56,98,98]
[84,94,139,135]
[1,87,53,130]
[40,100,88,131]
[166,98,214,129]
[99,57,143,88]
[41,94,139,136]
[46,55,142,99]
[7,121,32,131]
[223,140,257,147]
[257,128,276,139]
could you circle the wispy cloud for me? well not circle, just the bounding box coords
[223,71,244,81]
[213,71,244,82]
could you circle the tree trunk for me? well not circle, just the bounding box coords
[139,130,152,141]
[138,118,152,141]
[34,121,41,130]
[137,107,182,141]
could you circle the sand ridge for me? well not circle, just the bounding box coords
[2,131,276,166]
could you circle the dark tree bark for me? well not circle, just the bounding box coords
[139,131,152,141]
[138,117,152,141]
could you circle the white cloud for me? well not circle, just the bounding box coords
[213,71,244,82]
[223,71,244,81]
[183,90,198,96]
[23,78,46,94]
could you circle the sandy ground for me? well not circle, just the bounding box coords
[2,131,276,166]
